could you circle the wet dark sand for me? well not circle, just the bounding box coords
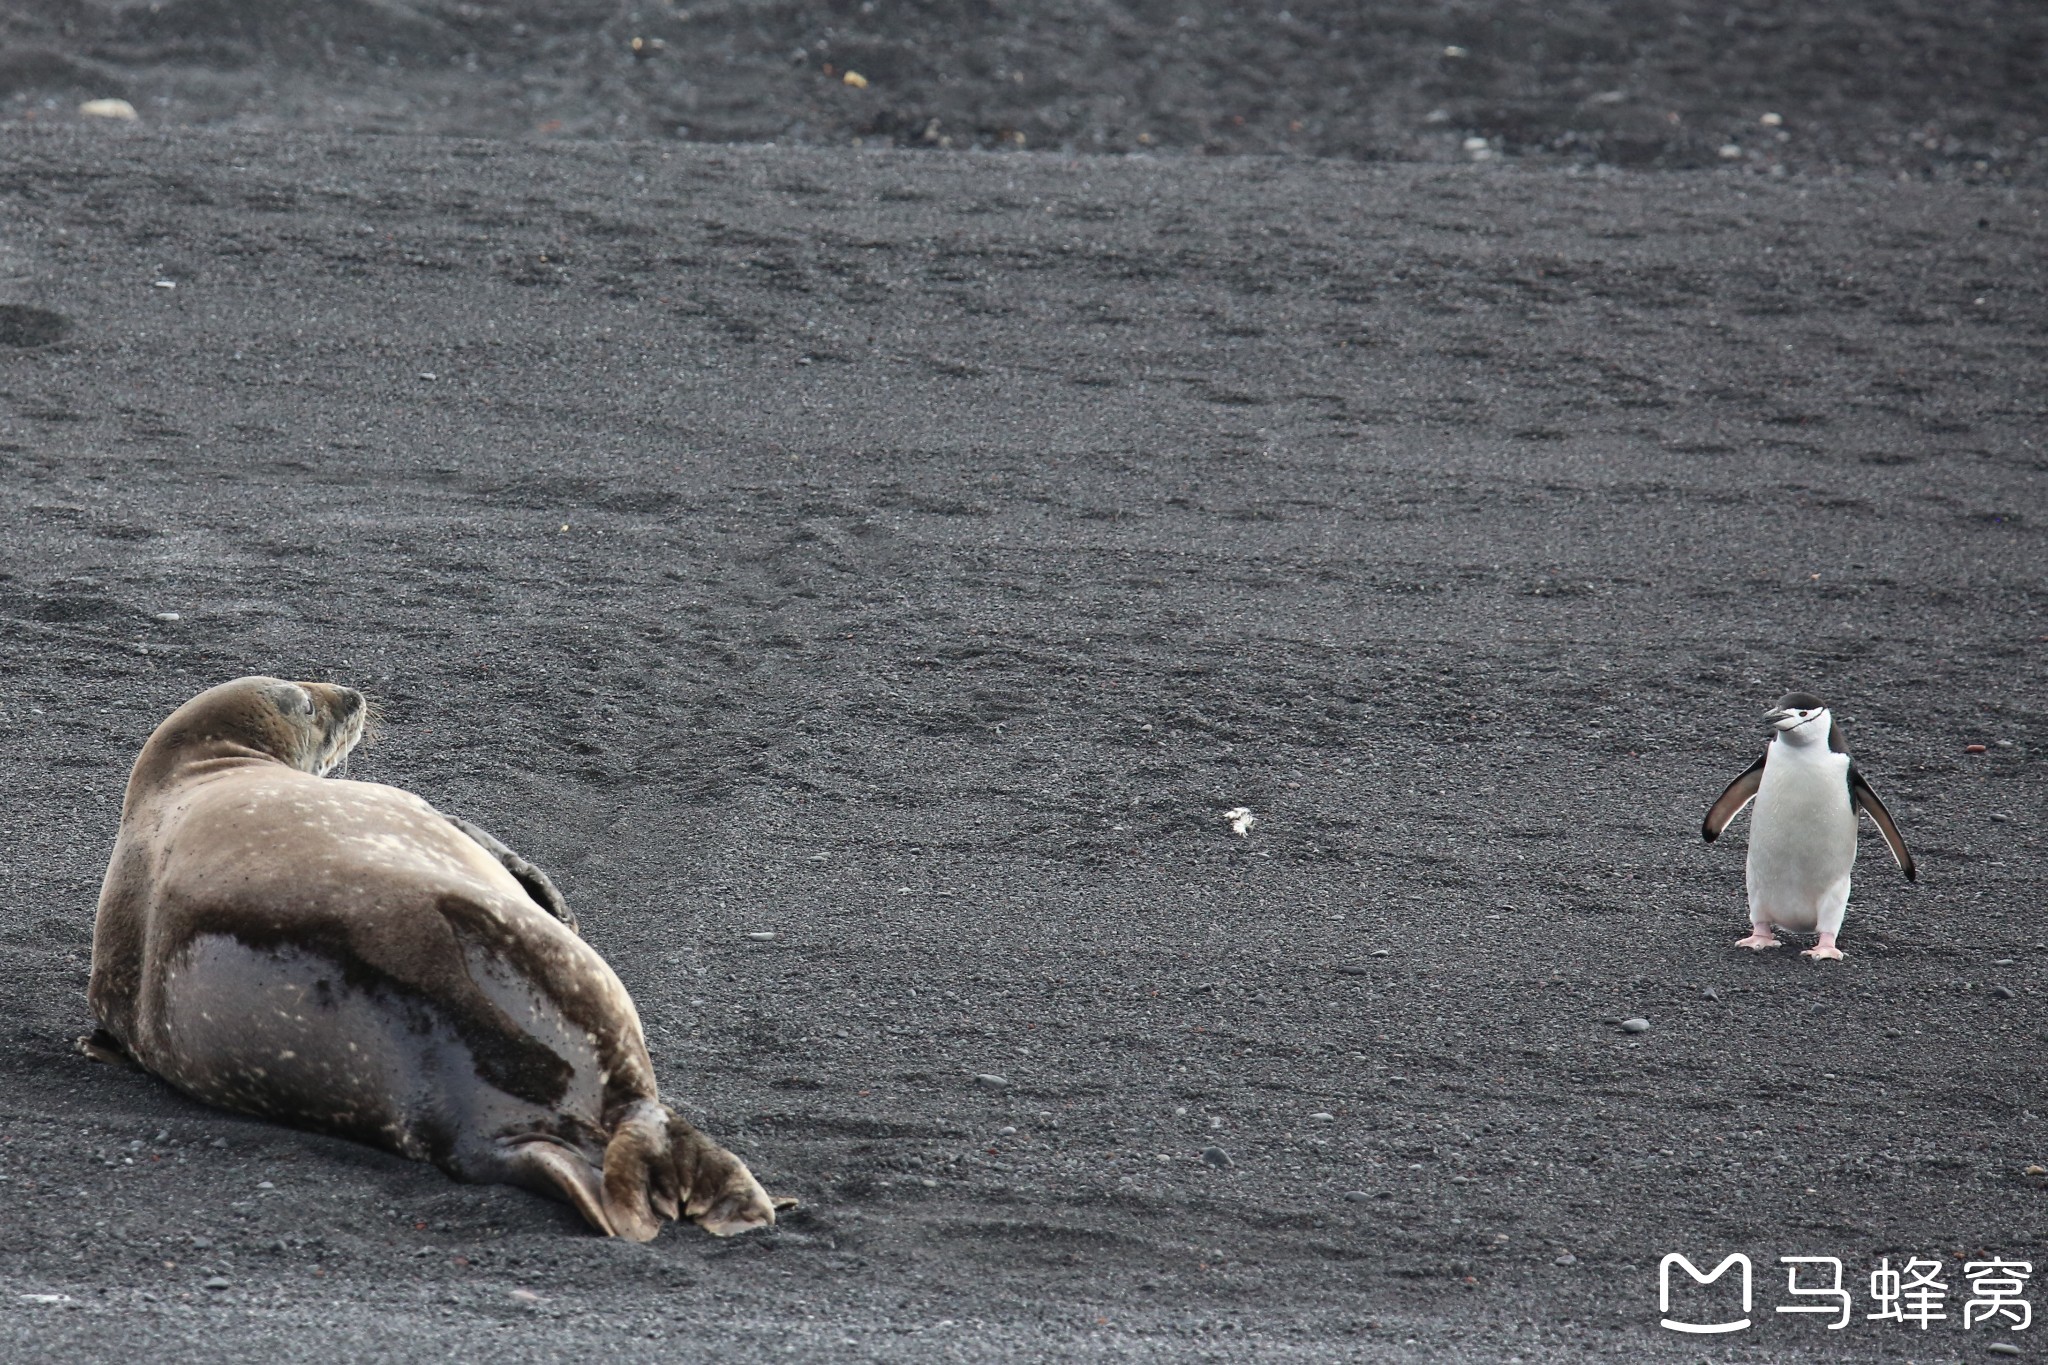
[0,16,2043,1362]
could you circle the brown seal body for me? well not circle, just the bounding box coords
[87,676,779,1240]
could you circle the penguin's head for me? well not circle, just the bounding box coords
[1764,692,1830,743]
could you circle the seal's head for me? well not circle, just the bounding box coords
[129,676,369,802]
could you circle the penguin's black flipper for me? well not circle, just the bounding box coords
[1848,764,1917,882]
[1702,753,1767,842]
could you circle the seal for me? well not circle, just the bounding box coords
[84,675,782,1240]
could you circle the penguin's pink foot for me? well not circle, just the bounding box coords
[1801,933,1845,962]
[1735,930,1781,950]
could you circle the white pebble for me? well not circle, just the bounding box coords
[80,99,138,121]
[1224,807,1255,837]
[745,931,776,941]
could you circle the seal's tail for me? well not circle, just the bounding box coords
[599,1100,783,1241]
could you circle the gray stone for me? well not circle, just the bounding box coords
[1200,1146,1233,1169]
[1620,1017,1651,1033]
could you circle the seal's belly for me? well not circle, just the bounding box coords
[140,933,608,1173]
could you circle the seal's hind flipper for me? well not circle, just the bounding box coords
[599,1099,673,1243]
[667,1110,778,1237]
[506,1140,615,1237]
[443,814,579,934]
[76,1027,138,1068]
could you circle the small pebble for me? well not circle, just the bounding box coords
[1986,1345,2021,1358]
[1760,112,1784,126]
[842,70,869,88]
[1995,959,2016,966]
[1199,1146,1233,1169]
[1966,744,1988,754]
[996,1126,1016,1136]
[1309,1112,1335,1122]
[1991,986,2017,1000]
[256,1181,274,1190]
[745,931,777,941]
[1990,813,2010,823]
[153,611,180,622]
[80,98,139,121]
[153,279,176,290]
[974,1073,1009,1089]
[1370,948,1391,958]
[1336,964,1372,976]
[509,1288,540,1304]
[203,1276,230,1291]
[209,1138,227,1149]
[1701,987,1720,1001]
[1342,1190,1372,1203]
[1553,1253,1577,1266]
[1620,1017,1651,1034]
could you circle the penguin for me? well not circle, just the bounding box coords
[1701,692,1915,961]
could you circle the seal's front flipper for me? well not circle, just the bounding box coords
[444,814,579,933]
[76,1027,138,1068]
[505,1139,615,1237]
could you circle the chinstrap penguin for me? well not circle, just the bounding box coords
[1701,692,1915,961]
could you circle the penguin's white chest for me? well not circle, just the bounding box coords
[1745,748,1857,928]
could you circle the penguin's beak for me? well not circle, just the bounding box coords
[1763,707,1793,726]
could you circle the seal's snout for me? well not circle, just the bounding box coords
[294,681,371,775]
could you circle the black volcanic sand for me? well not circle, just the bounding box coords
[2,0,2046,182]
[0,124,2043,1362]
